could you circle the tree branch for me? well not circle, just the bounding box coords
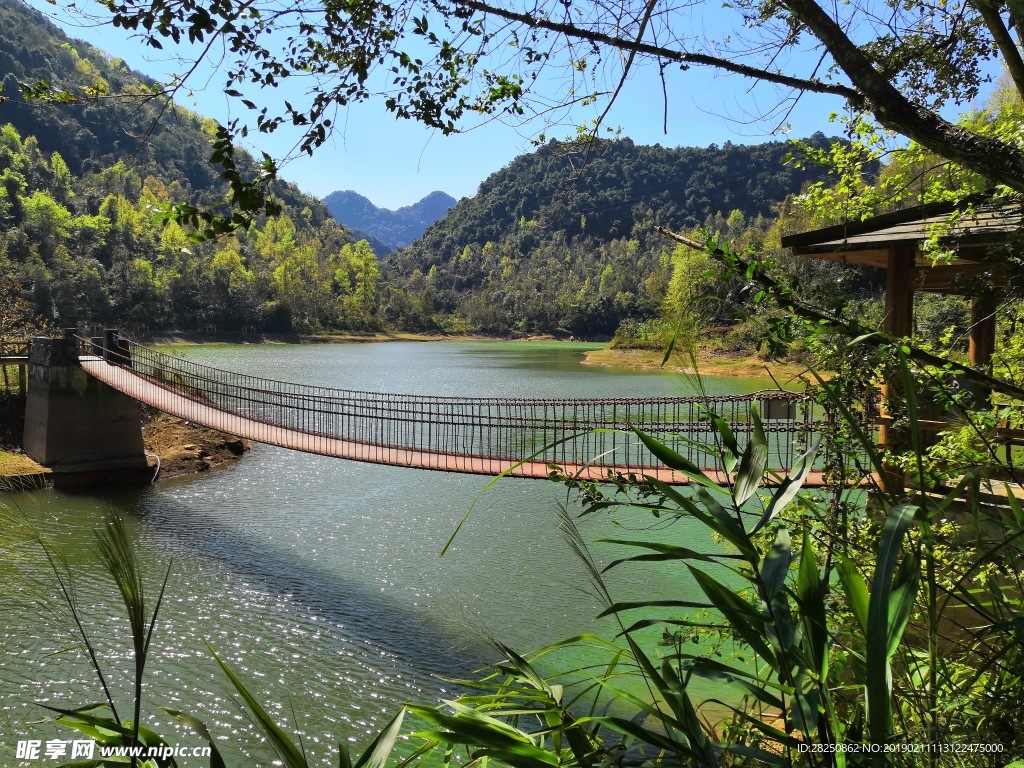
[781,0,1024,195]
[456,0,863,102]
[655,226,1024,402]
[973,0,1024,101]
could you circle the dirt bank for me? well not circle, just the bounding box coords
[581,346,811,380]
[141,409,250,480]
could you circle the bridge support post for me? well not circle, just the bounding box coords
[22,335,152,487]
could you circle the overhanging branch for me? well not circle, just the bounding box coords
[457,0,863,103]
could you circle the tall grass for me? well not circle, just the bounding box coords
[8,349,1023,766]
[412,353,1024,765]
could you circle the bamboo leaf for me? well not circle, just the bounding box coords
[596,599,712,618]
[760,528,791,601]
[752,437,819,535]
[694,486,757,560]
[686,658,786,709]
[632,427,721,489]
[866,502,919,752]
[710,413,741,472]
[796,530,828,677]
[584,715,692,755]
[353,709,406,768]
[643,476,756,560]
[408,704,559,768]
[689,567,777,668]
[836,555,869,635]
[210,647,310,768]
[886,550,921,659]
[161,708,228,768]
[599,539,738,571]
[720,742,790,766]
[734,408,768,505]
[339,743,354,768]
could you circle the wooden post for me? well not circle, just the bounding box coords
[967,293,997,408]
[878,247,915,494]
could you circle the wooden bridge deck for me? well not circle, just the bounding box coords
[80,356,833,487]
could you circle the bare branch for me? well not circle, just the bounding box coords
[457,0,864,102]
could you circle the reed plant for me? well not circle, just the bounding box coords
[9,342,1024,766]
[411,351,1024,766]
[15,509,409,768]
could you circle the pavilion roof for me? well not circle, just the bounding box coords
[780,201,1024,269]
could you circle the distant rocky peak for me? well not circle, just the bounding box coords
[323,190,456,253]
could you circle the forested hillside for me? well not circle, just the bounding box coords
[381,138,837,336]
[0,0,383,334]
[324,190,456,252]
[0,0,843,340]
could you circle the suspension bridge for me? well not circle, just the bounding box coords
[10,334,831,486]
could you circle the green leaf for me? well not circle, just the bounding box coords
[886,549,921,659]
[710,413,740,472]
[733,408,768,505]
[632,427,720,490]
[338,743,353,768]
[690,567,777,668]
[409,704,559,768]
[836,555,869,635]
[866,502,919,751]
[760,528,791,601]
[210,647,310,768]
[353,709,405,768]
[694,486,757,560]
[641,477,755,560]
[796,529,828,677]
[751,437,819,535]
[596,599,711,618]
[161,708,228,768]
[599,539,738,572]
[686,658,786,709]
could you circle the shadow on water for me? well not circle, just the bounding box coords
[119,491,498,679]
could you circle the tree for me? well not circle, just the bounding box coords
[70,0,1024,218]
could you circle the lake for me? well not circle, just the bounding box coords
[0,341,770,765]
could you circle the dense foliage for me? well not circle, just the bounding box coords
[0,121,386,333]
[382,138,837,336]
[0,0,395,334]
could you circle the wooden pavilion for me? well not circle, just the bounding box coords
[780,201,1020,490]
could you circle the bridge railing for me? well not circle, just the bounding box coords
[78,335,828,476]
[0,338,30,396]
[0,339,30,358]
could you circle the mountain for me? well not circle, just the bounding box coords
[0,0,387,335]
[381,137,836,336]
[0,0,342,229]
[323,190,456,253]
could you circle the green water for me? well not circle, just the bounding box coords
[0,342,770,766]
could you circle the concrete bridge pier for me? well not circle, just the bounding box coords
[22,333,152,487]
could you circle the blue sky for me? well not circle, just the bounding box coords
[26,1,878,209]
